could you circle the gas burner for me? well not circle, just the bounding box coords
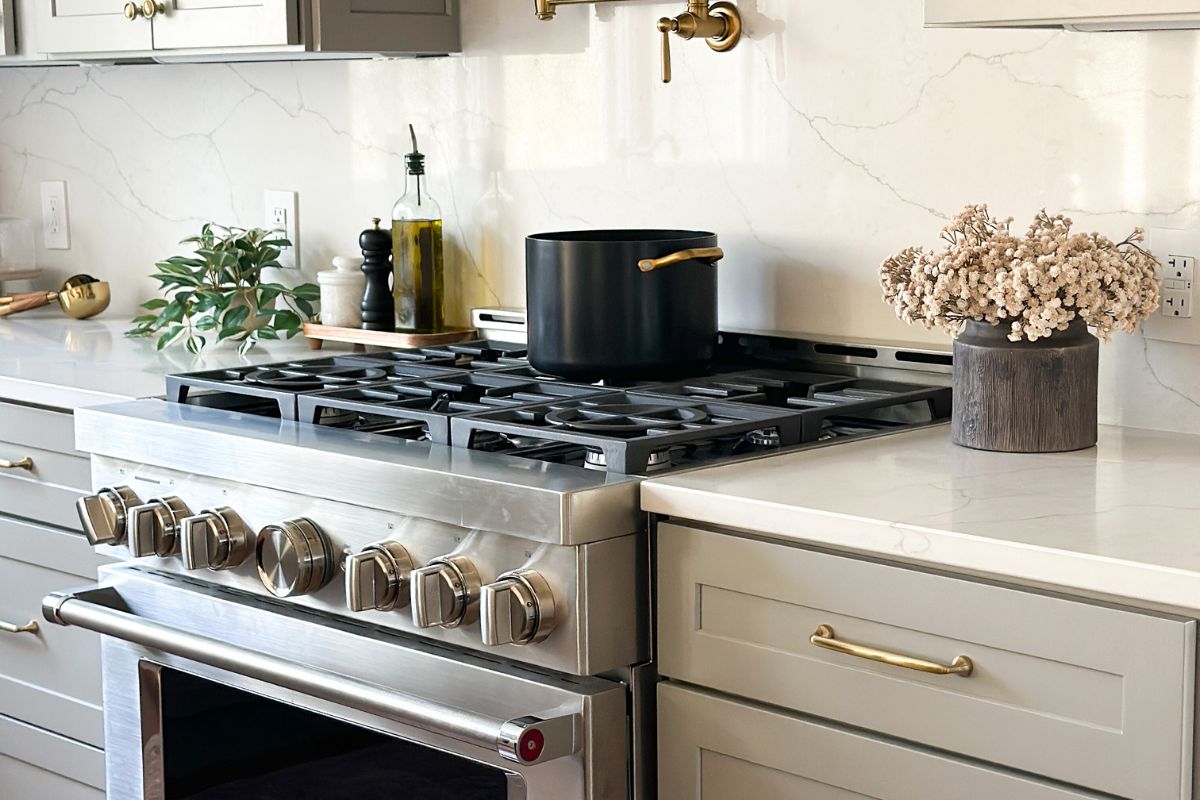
[545,403,709,437]
[584,448,672,472]
[744,428,782,448]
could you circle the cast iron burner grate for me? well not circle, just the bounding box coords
[297,373,614,443]
[638,371,953,441]
[362,340,530,370]
[165,357,463,420]
[451,392,807,474]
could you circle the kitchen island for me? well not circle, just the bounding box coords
[646,423,1200,799]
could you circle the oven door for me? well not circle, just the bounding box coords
[43,565,629,800]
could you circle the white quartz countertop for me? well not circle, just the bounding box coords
[0,312,338,410]
[643,424,1200,613]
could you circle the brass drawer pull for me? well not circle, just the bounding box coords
[0,456,33,470]
[0,619,39,635]
[810,624,973,677]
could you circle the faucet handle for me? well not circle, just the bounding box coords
[658,17,679,83]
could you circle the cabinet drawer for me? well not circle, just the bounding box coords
[657,524,1195,800]
[0,519,103,746]
[0,714,104,797]
[0,402,77,455]
[0,447,88,530]
[659,682,1104,800]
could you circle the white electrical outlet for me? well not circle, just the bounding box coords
[264,190,299,270]
[40,181,70,250]
[1145,228,1200,344]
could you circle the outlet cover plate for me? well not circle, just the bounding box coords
[40,181,69,250]
[264,190,298,270]
[1144,227,1200,345]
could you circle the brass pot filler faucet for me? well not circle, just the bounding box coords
[532,0,743,84]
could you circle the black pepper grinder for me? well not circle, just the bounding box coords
[360,217,395,332]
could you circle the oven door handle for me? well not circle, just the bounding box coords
[42,586,578,766]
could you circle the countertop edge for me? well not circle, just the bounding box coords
[641,481,1200,615]
[0,375,129,412]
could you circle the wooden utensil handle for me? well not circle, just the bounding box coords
[0,292,56,317]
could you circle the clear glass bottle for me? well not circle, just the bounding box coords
[391,126,445,333]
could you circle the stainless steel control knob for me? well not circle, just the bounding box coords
[480,570,557,646]
[255,518,335,598]
[128,497,191,558]
[181,507,253,571]
[346,542,415,613]
[410,555,481,629]
[76,486,141,546]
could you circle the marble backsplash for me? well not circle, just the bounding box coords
[0,0,1198,434]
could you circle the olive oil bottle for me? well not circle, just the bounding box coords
[392,125,445,332]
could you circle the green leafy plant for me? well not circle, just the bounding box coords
[128,224,320,355]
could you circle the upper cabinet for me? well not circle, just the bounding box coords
[1,0,14,55]
[926,0,1200,29]
[33,0,459,60]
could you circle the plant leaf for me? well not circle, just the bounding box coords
[223,304,250,329]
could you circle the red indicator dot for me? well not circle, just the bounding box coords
[519,728,545,763]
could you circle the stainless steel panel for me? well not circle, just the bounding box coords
[75,401,641,545]
[88,457,646,675]
[88,565,628,800]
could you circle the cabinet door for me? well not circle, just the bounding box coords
[1,0,14,55]
[38,0,153,54]
[311,0,460,54]
[927,0,1200,27]
[150,0,297,50]
[659,683,1106,800]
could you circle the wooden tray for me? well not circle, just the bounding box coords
[302,323,477,351]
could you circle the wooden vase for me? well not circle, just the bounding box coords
[952,318,1098,453]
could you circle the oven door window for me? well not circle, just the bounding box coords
[147,664,516,800]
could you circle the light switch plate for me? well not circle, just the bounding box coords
[40,181,70,250]
[1144,228,1200,345]
[263,190,298,270]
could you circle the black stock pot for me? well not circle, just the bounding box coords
[525,230,721,381]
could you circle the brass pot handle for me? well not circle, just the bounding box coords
[0,456,33,470]
[637,247,724,273]
[0,619,38,634]
[810,624,974,677]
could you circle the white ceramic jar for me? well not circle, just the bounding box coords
[317,255,366,328]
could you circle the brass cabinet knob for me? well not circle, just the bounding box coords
[141,0,165,18]
[123,2,141,21]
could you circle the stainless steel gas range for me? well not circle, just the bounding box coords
[44,331,952,800]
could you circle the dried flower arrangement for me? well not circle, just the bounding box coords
[880,204,1160,342]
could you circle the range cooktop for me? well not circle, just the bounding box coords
[165,337,953,475]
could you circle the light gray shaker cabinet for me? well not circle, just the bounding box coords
[656,522,1198,800]
[36,0,460,59]
[0,400,108,799]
